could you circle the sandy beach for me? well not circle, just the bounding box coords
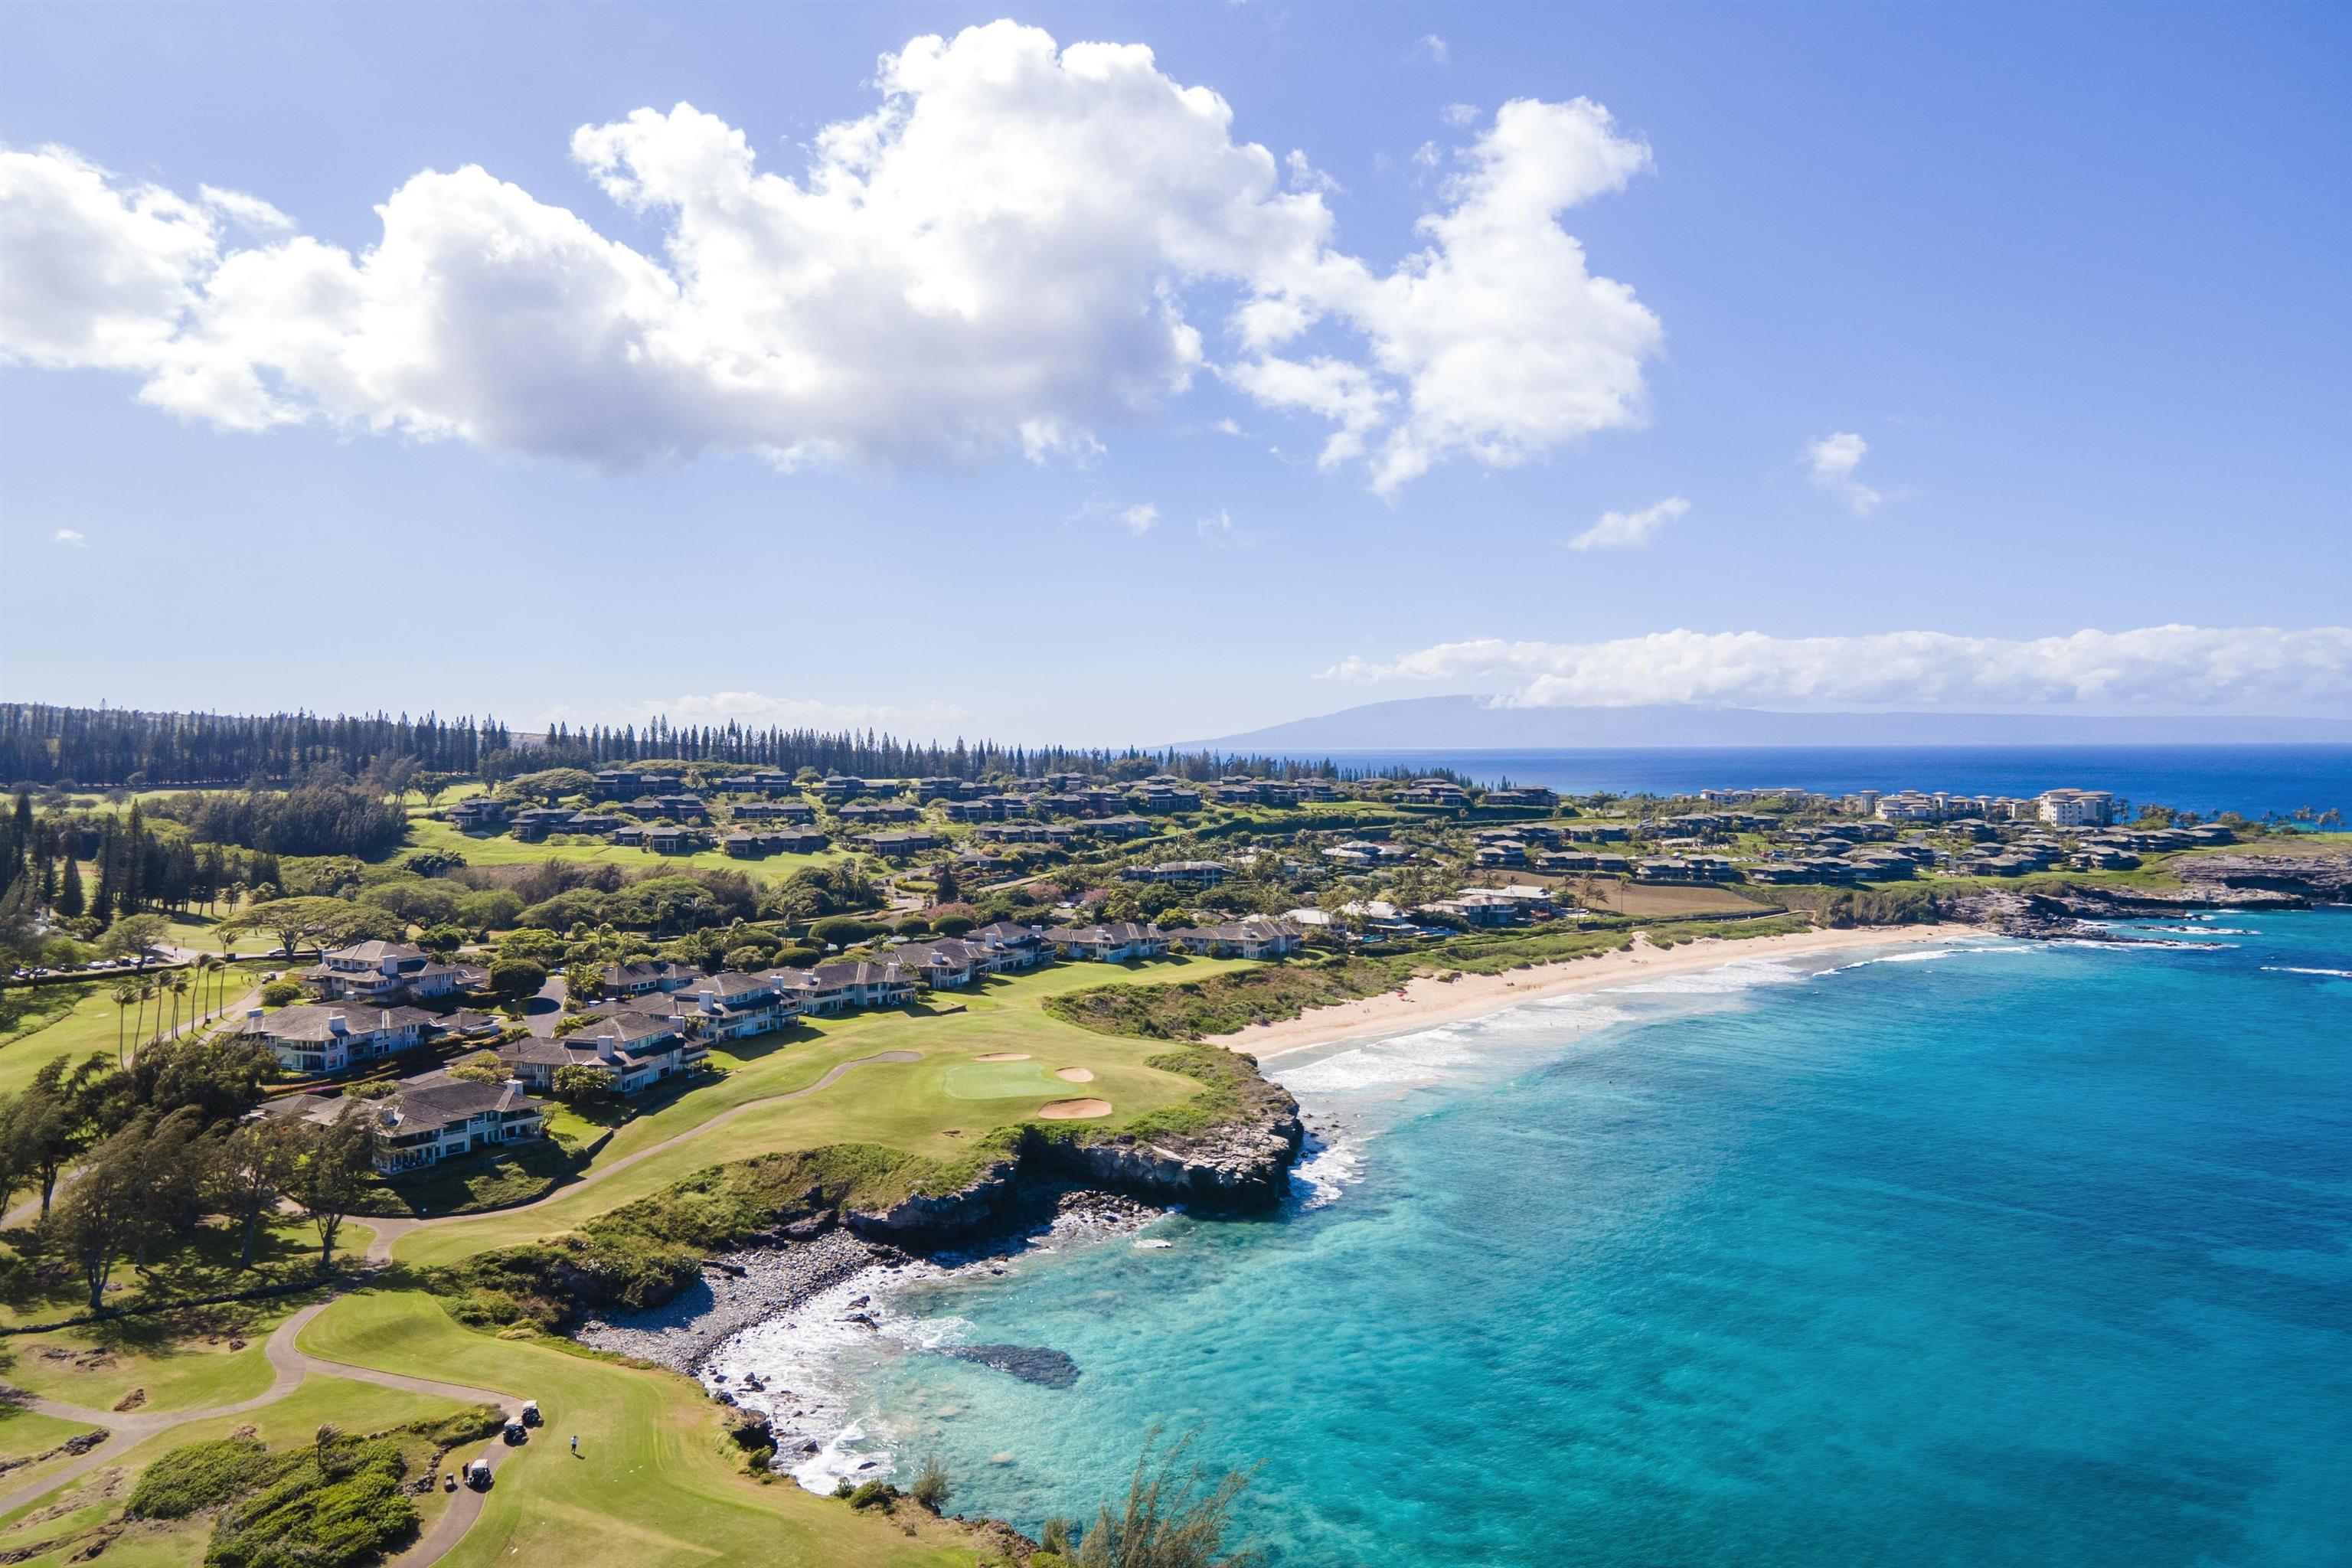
[1213,923,1984,1060]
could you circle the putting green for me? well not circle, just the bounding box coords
[941,1060,1062,1099]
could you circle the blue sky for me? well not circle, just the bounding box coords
[3,1,2347,744]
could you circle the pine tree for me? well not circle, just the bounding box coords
[57,855,85,918]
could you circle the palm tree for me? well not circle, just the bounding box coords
[113,983,136,1065]
[167,973,190,1040]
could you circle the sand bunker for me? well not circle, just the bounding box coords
[1054,1067,1095,1083]
[974,1053,1032,1062]
[1037,1098,1112,1120]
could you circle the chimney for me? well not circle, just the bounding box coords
[596,1033,618,1061]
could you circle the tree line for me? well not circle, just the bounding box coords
[0,704,508,787]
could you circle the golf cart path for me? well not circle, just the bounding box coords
[2,1299,518,1550]
[365,1048,923,1261]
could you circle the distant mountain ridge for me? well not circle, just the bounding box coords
[1194,696,2352,751]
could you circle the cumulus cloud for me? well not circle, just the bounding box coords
[0,22,1661,493]
[1807,431,1882,514]
[53,528,87,547]
[1569,495,1687,551]
[1439,103,1479,128]
[1321,626,2352,712]
[1284,149,1341,195]
[1417,34,1451,65]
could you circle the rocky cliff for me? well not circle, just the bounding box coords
[844,1050,1303,1241]
[1956,849,2352,939]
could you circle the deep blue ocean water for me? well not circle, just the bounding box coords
[1303,744,2352,819]
[734,913,2352,1566]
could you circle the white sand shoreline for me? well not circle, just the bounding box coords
[1213,923,1986,1060]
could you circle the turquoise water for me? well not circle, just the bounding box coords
[776,916,2352,1566]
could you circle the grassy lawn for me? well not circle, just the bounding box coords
[0,1212,371,1338]
[401,817,844,884]
[0,962,278,1100]
[1580,880,1782,918]
[295,1289,981,1568]
[0,1373,476,1567]
[395,956,1255,1269]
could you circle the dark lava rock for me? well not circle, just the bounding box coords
[946,1344,1080,1388]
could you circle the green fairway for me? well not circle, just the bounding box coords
[401,816,845,883]
[0,960,276,1099]
[394,956,1253,1269]
[294,1289,978,1568]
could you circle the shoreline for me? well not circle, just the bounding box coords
[1212,923,1984,1060]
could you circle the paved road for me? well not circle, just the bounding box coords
[364,1048,922,1261]
[0,1298,517,1535]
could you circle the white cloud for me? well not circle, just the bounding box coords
[1410,139,1443,170]
[1285,149,1341,195]
[1807,430,1883,514]
[1439,103,1479,127]
[1075,497,1160,536]
[196,185,294,234]
[52,528,87,547]
[0,24,1661,495]
[1321,626,2352,712]
[1417,34,1451,65]
[1569,495,1687,551]
[1196,505,1255,547]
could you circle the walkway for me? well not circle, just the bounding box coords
[3,1044,924,1555]
[0,1298,518,1549]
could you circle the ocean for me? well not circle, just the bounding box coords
[1292,743,2352,820]
[711,911,2352,1567]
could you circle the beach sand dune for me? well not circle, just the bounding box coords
[1055,1067,1095,1083]
[1214,924,1980,1058]
[1038,1098,1113,1119]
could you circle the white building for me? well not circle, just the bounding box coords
[2036,789,2116,828]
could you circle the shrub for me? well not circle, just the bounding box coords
[407,1405,505,1447]
[487,958,547,1001]
[127,1436,282,1520]
[910,1452,951,1512]
[259,980,305,1007]
[848,1478,897,1511]
[809,916,878,947]
[770,943,822,968]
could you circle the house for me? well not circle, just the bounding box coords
[241,1004,438,1075]
[1044,922,1169,962]
[1131,783,1204,813]
[501,1010,703,1095]
[913,777,979,802]
[1119,861,1230,887]
[1482,787,1560,808]
[303,940,462,1003]
[368,1078,547,1174]
[806,960,918,1008]
[819,776,875,802]
[892,939,987,990]
[509,807,577,841]
[1093,814,1155,841]
[1635,857,1740,884]
[731,800,814,822]
[839,801,922,825]
[742,769,800,794]
[1417,892,1527,929]
[1168,916,1303,959]
[1475,840,1528,869]
[644,825,707,855]
[446,797,508,831]
[969,921,1051,970]
[564,812,621,835]
[655,793,711,822]
[600,959,700,998]
[1398,779,1469,808]
[685,973,790,1041]
[1534,851,1632,874]
[592,769,645,798]
[864,830,942,859]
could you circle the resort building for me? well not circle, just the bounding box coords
[2036,789,2116,828]
[240,1004,439,1076]
[299,939,464,1004]
[501,1011,703,1094]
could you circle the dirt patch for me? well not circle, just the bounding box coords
[1037,1098,1112,1120]
[973,1053,1032,1062]
[109,1388,146,1413]
[1054,1067,1095,1083]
